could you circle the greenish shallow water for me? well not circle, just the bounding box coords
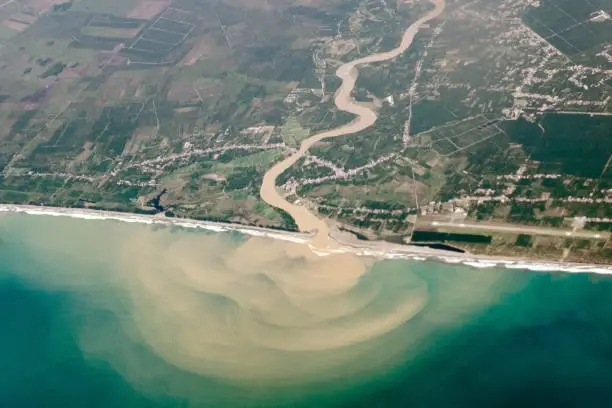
[1,214,612,407]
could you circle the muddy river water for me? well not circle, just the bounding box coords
[260,0,446,249]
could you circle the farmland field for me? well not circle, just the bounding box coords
[0,0,609,262]
[71,0,141,16]
[523,0,612,65]
[81,26,142,38]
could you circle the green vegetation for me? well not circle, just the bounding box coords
[0,0,609,260]
[40,62,67,78]
[515,234,534,247]
[71,0,139,16]
[281,117,309,148]
[523,0,612,66]
[504,115,612,179]
[52,2,73,13]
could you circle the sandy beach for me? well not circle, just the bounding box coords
[1,0,603,274]
[1,203,611,274]
[0,204,312,244]
[254,0,611,273]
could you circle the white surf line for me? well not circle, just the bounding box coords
[255,0,612,273]
[1,204,611,274]
[0,204,312,245]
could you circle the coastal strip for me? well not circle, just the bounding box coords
[1,204,611,275]
[0,204,312,245]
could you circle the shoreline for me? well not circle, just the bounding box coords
[1,203,610,275]
[0,203,313,245]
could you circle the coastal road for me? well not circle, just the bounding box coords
[422,220,610,240]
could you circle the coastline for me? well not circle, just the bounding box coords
[1,203,610,275]
[0,203,313,245]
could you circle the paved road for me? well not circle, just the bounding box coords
[554,111,612,117]
[423,220,609,240]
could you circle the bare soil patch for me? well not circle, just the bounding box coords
[122,127,154,156]
[3,19,28,31]
[127,0,170,19]
[180,37,220,66]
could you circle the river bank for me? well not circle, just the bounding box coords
[1,203,610,275]
[259,0,447,249]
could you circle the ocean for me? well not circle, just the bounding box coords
[1,213,612,407]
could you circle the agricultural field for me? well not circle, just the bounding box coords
[523,0,612,66]
[411,116,505,158]
[0,0,610,261]
[0,0,407,230]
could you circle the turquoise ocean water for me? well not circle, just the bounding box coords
[1,214,612,407]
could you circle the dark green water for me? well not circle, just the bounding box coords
[1,214,612,407]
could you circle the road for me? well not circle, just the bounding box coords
[553,111,612,116]
[0,0,16,9]
[422,220,609,240]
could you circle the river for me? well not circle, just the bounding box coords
[260,0,446,249]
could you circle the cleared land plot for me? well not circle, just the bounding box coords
[152,18,193,34]
[162,8,196,23]
[88,15,144,29]
[432,138,457,155]
[71,0,140,17]
[127,0,171,19]
[122,47,164,62]
[412,116,505,157]
[126,7,195,60]
[73,16,145,49]
[141,28,185,44]
[523,0,612,60]
[132,37,173,52]
[81,26,142,38]
[74,35,126,50]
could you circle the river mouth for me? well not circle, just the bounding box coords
[4,212,612,407]
[0,211,531,407]
[259,0,447,250]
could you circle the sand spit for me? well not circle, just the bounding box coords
[0,204,610,275]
